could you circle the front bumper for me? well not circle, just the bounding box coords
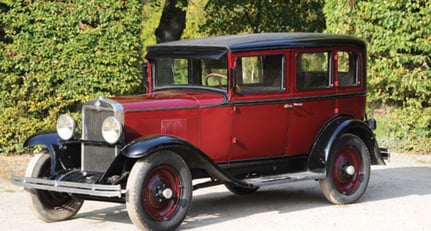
[10,175,123,198]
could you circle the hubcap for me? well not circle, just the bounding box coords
[161,188,173,199]
[344,165,355,176]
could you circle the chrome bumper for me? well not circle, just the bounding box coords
[10,175,123,198]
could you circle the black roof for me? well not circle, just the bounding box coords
[146,33,366,59]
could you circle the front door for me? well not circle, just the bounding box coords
[229,52,289,161]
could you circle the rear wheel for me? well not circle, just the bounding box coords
[319,133,371,204]
[126,151,192,231]
[26,151,83,222]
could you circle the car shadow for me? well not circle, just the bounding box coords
[73,165,431,229]
[74,204,131,225]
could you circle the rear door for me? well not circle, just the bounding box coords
[287,49,337,155]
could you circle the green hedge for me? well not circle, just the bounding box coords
[0,0,145,154]
[324,0,431,154]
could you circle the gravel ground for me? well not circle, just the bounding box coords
[0,153,430,231]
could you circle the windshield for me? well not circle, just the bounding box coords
[153,56,228,91]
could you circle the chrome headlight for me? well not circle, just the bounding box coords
[56,114,76,140]
[101,116,122,144]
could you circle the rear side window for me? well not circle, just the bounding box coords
[236,54,284,93]
[337,51,359,87]
[296,52,331,90]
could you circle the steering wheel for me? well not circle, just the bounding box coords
[204,73,227,87]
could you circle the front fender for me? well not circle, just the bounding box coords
[24,131,60,156]
[24,131,62,175]
[308,116,386,173]
[121,135,251,188]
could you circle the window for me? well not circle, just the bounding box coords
[236,54,284,93]
[296,52,331,90]
[337,51,358,87]
[202,59,228,88]
[153,57,228,89]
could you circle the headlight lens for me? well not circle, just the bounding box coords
[101,116,122,144]
[56,114,76,140]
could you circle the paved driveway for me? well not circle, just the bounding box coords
[1,154,430,231]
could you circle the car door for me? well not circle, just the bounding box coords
[287,49,337,155]
[229,52,289,161]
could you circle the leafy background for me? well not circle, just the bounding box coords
[0,0,430,155]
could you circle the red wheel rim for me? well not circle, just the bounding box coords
[331,146,363,195]
[142,165,181,221]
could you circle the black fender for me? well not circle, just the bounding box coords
[24,131,62,175]
[24,131,81,175]
[121,135,251,188]
[308,115,386,173]
[24,130,60,154]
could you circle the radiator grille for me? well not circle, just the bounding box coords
[81,98,123,172]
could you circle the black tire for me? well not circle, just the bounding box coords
[26,151,84,222]
[126,151,192,231]
[225,183,259,195]
[319,133,371,205]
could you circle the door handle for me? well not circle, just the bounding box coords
[284,103,303,109]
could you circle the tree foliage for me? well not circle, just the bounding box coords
[0,0,145,154]
[325,0,431,153]
[1,0,429,154]
[201,0,326,35]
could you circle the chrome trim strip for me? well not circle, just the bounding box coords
[11,175,122,198]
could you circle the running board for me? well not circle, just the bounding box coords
[242,172,325,187]
[10,175,122,198]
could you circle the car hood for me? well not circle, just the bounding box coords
[110,89,227,112]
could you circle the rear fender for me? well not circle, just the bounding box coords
[308,116,386,173]
[121,135,250,188]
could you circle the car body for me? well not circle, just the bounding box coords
[12,33,389,231]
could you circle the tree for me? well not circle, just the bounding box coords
[155,0,188,43]
[324,0,431,153]
[201,0,326,35]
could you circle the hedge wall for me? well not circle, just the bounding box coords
[324,0,431,153]
[0,0,145,154]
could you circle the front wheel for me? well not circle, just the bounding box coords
[126,151,192,231]
[319,133,371,204]
[26,151,83,222]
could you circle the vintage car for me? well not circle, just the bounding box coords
[12,33,389,231]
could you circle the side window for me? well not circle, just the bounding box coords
[202,58,228,88]
[338,51,358,87]
[296,52,331,90]
[236,54,284,93]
